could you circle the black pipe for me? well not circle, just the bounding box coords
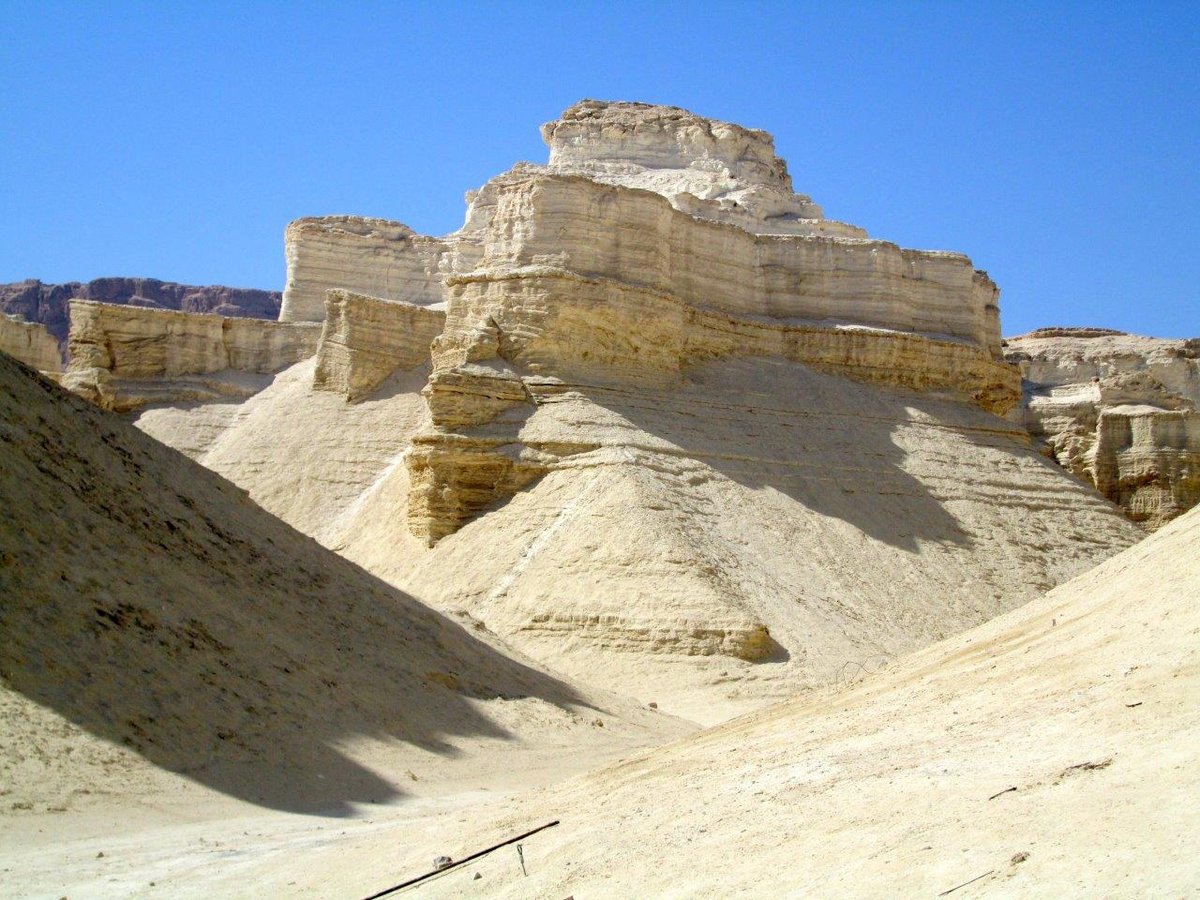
[361,819,561,899]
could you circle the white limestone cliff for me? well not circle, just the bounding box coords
[270,100,1015,549]
[541,99,867,237]
[64,100,1145,716]
[408,130,1012,547]
[278,216,448,323]
[1006,328,1200,528]
[313,289,445,401]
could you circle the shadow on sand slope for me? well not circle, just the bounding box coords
[0,354,593,816]
[559,357,979,553]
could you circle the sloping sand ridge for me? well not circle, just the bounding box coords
[278,501,1200,897]
[0,350,689,890]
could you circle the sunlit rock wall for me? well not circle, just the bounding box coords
[313,289,445,401]
[279,217,448,323]
[0,313,62,372]
[64,300,321,411]
[1007,328,1200,528]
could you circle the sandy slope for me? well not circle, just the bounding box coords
[255,505,1200,898]
[135,357,433,544]
[0,352,690,894]
[138,354,1141,723]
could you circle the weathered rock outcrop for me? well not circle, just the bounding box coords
[460,171,1001,348]
[270,100,1017,554]
[63,300,321,411]
[1007,328,1200,528]
[102,101,1142,717]
[313,289,445,401]
[542,100,867,238]
[408,117,1012,546]
[278,217,448,323]
[0,313,62,371]
[0,277,280,345]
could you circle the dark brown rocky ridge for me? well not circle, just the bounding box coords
[0,277,280,346]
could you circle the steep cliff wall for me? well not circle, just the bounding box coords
[63,300,321,411]
[463,171,1001,351]
[409,166,1015,546]
[0,278,280,345]
[278,217,448,323]
[313,289,446,401]
[0,313,62,371]
[1006,328,1200,528]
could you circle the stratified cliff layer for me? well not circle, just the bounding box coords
[0,313,61,371]
[541,99,868,237]
[279,102,1001,351]
[400,105,1012,550]
[79,101,1142,719]
[313,290,446,401]
[278,217,448,323]
[1007,328,1200,528]
[62,300,322,411]
[0,277,281,344]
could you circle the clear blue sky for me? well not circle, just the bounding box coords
[2,1,1196,337]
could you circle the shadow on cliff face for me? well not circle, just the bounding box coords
[0,353,592,816]
[572,356,981,553]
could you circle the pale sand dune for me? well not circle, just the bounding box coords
[250,502,1199,898]
[0,353,690,894]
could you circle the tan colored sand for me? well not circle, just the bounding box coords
[235,504,1199,898]
[137,354,1141,724]
[0,353,691,895]
[4,343,1185,897]
[0,350,1190,897]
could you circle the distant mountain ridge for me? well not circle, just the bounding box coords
[0,277,281,344]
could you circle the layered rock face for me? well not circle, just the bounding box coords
[278,101,1000,346]
[63,300,321,411]
[409,109,1012,547]
[1007,328,1200,528]
[0,313,62,371]
[0,277,280,345]
[313,290,445,401]
[278,217,448,323]
[113,101,1145,719]
[541,100,867,238]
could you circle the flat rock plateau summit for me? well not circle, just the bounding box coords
[1,100,1196,898]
